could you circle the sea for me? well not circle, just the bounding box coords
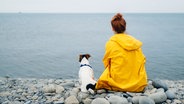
[0,13,184,80]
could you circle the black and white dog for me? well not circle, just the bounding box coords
[79,54,96,93]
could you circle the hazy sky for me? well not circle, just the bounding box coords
[0,0,184,13]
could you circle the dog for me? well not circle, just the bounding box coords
[79,54,96,93]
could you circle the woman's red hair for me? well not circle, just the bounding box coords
[111,13,126,33]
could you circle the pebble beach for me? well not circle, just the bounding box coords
[0,77,184,104]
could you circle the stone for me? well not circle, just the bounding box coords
[149,91,167,103]
[139,96,155,104]
[24,101,32,104]
[165,90,175,99]
[173,99,182,104]
[166,99,172,104]
[132,96,141,104]
[55,80,63,85]
[61,82,75,88]
[0,91,11,96]
[55,85,65,94]
[107,95,129,104]
[91,98,110,104]
[54,98,64,104]
[65,95,79,104]
[32,95,38,100]
[97,89,107,94]
[156,88,165,93]
[82,98,92,104]
[152,80,168,91]
[77,92,89,102]
[70,88,80,97]
[150,88,157,94]
[43,84,56,93]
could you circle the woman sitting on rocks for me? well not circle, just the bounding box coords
[95,13,148,92]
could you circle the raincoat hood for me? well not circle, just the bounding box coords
[110,33,142,51]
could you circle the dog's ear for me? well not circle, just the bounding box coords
[85,54,91,60]
[79,55,83,62]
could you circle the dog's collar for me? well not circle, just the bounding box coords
[80,64,92,68]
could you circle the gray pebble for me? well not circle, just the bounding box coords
[43,84,56,93]
[149,91,167,103]
[24,101,32,104]
[139,96,155,104]
[65,95,79,104]
[55,85,65,94]
[61,82,75,88]
[91,98,110,104]
[132,96,141,104]
[107,95,128,104]
[82,98,92,104]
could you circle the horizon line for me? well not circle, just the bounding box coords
[0,11,184,14]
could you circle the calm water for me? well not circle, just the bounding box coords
[0,13,184,80]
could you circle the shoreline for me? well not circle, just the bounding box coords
[0,77,184,104]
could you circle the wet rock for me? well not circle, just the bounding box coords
[152,80,168,91]
[91,98,110,104]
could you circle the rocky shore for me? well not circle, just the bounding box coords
[0,77,184,104]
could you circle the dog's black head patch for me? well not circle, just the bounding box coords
[79,54,91,62]
[86,83,96,90]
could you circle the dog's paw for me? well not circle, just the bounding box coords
[88,88,95,95]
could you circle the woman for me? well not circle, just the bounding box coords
[95,13,148,92]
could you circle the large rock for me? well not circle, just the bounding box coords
[107,95,129,104]
[132,96,141,104]
[91,98,110,104]
[65,95,79,104]
[152,80,168,91]
[149,91,167,103]
[165,90,175,100]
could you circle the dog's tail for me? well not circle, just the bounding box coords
[79,54,91,62]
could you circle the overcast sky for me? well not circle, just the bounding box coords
[0,0,184,13]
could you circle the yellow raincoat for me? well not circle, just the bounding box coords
[96,33,147,92]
